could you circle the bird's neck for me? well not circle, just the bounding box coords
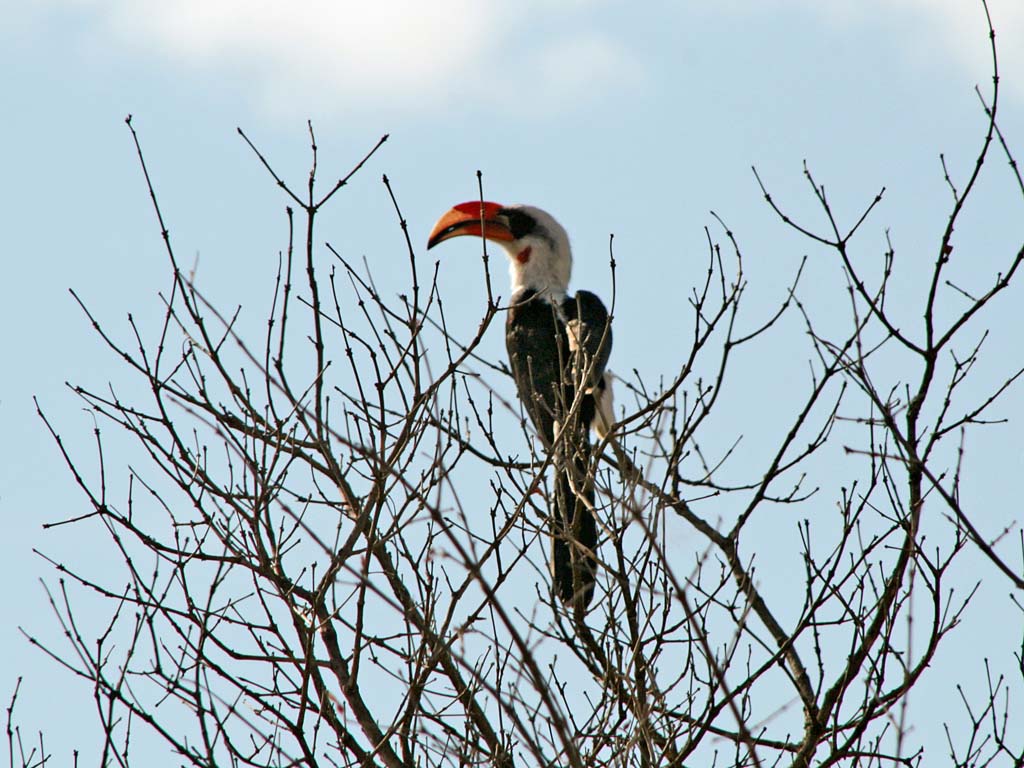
[511,286,567,310]
[511,283,567,306]
[509,259,568,304]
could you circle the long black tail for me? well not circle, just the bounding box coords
[551,449,598,611]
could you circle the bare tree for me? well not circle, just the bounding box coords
[13,4,1024,766]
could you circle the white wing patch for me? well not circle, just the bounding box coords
[592,372,614,439]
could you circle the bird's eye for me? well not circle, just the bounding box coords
[500,209,536,239]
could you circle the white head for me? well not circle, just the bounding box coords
[427,202,572,301]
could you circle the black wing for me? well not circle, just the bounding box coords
[506,289,610,611]
[505,289,568,447]
[564,290,612,436]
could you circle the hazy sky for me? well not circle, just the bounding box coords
[3,1,1023,762]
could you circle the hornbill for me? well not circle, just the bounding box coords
[427,202,613,610]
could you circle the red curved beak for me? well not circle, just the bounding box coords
[427,201,516,249]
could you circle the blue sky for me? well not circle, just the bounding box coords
[3,0,1023,762]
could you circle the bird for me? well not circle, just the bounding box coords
[427,201,613,612]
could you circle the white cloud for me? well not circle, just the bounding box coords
[49,0,639,116]
[721,0,1023,97]
[890,0,1024,91]
[32,0,1022,117]
[533,33,643,100]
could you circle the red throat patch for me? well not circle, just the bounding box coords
[516,246,532,264]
